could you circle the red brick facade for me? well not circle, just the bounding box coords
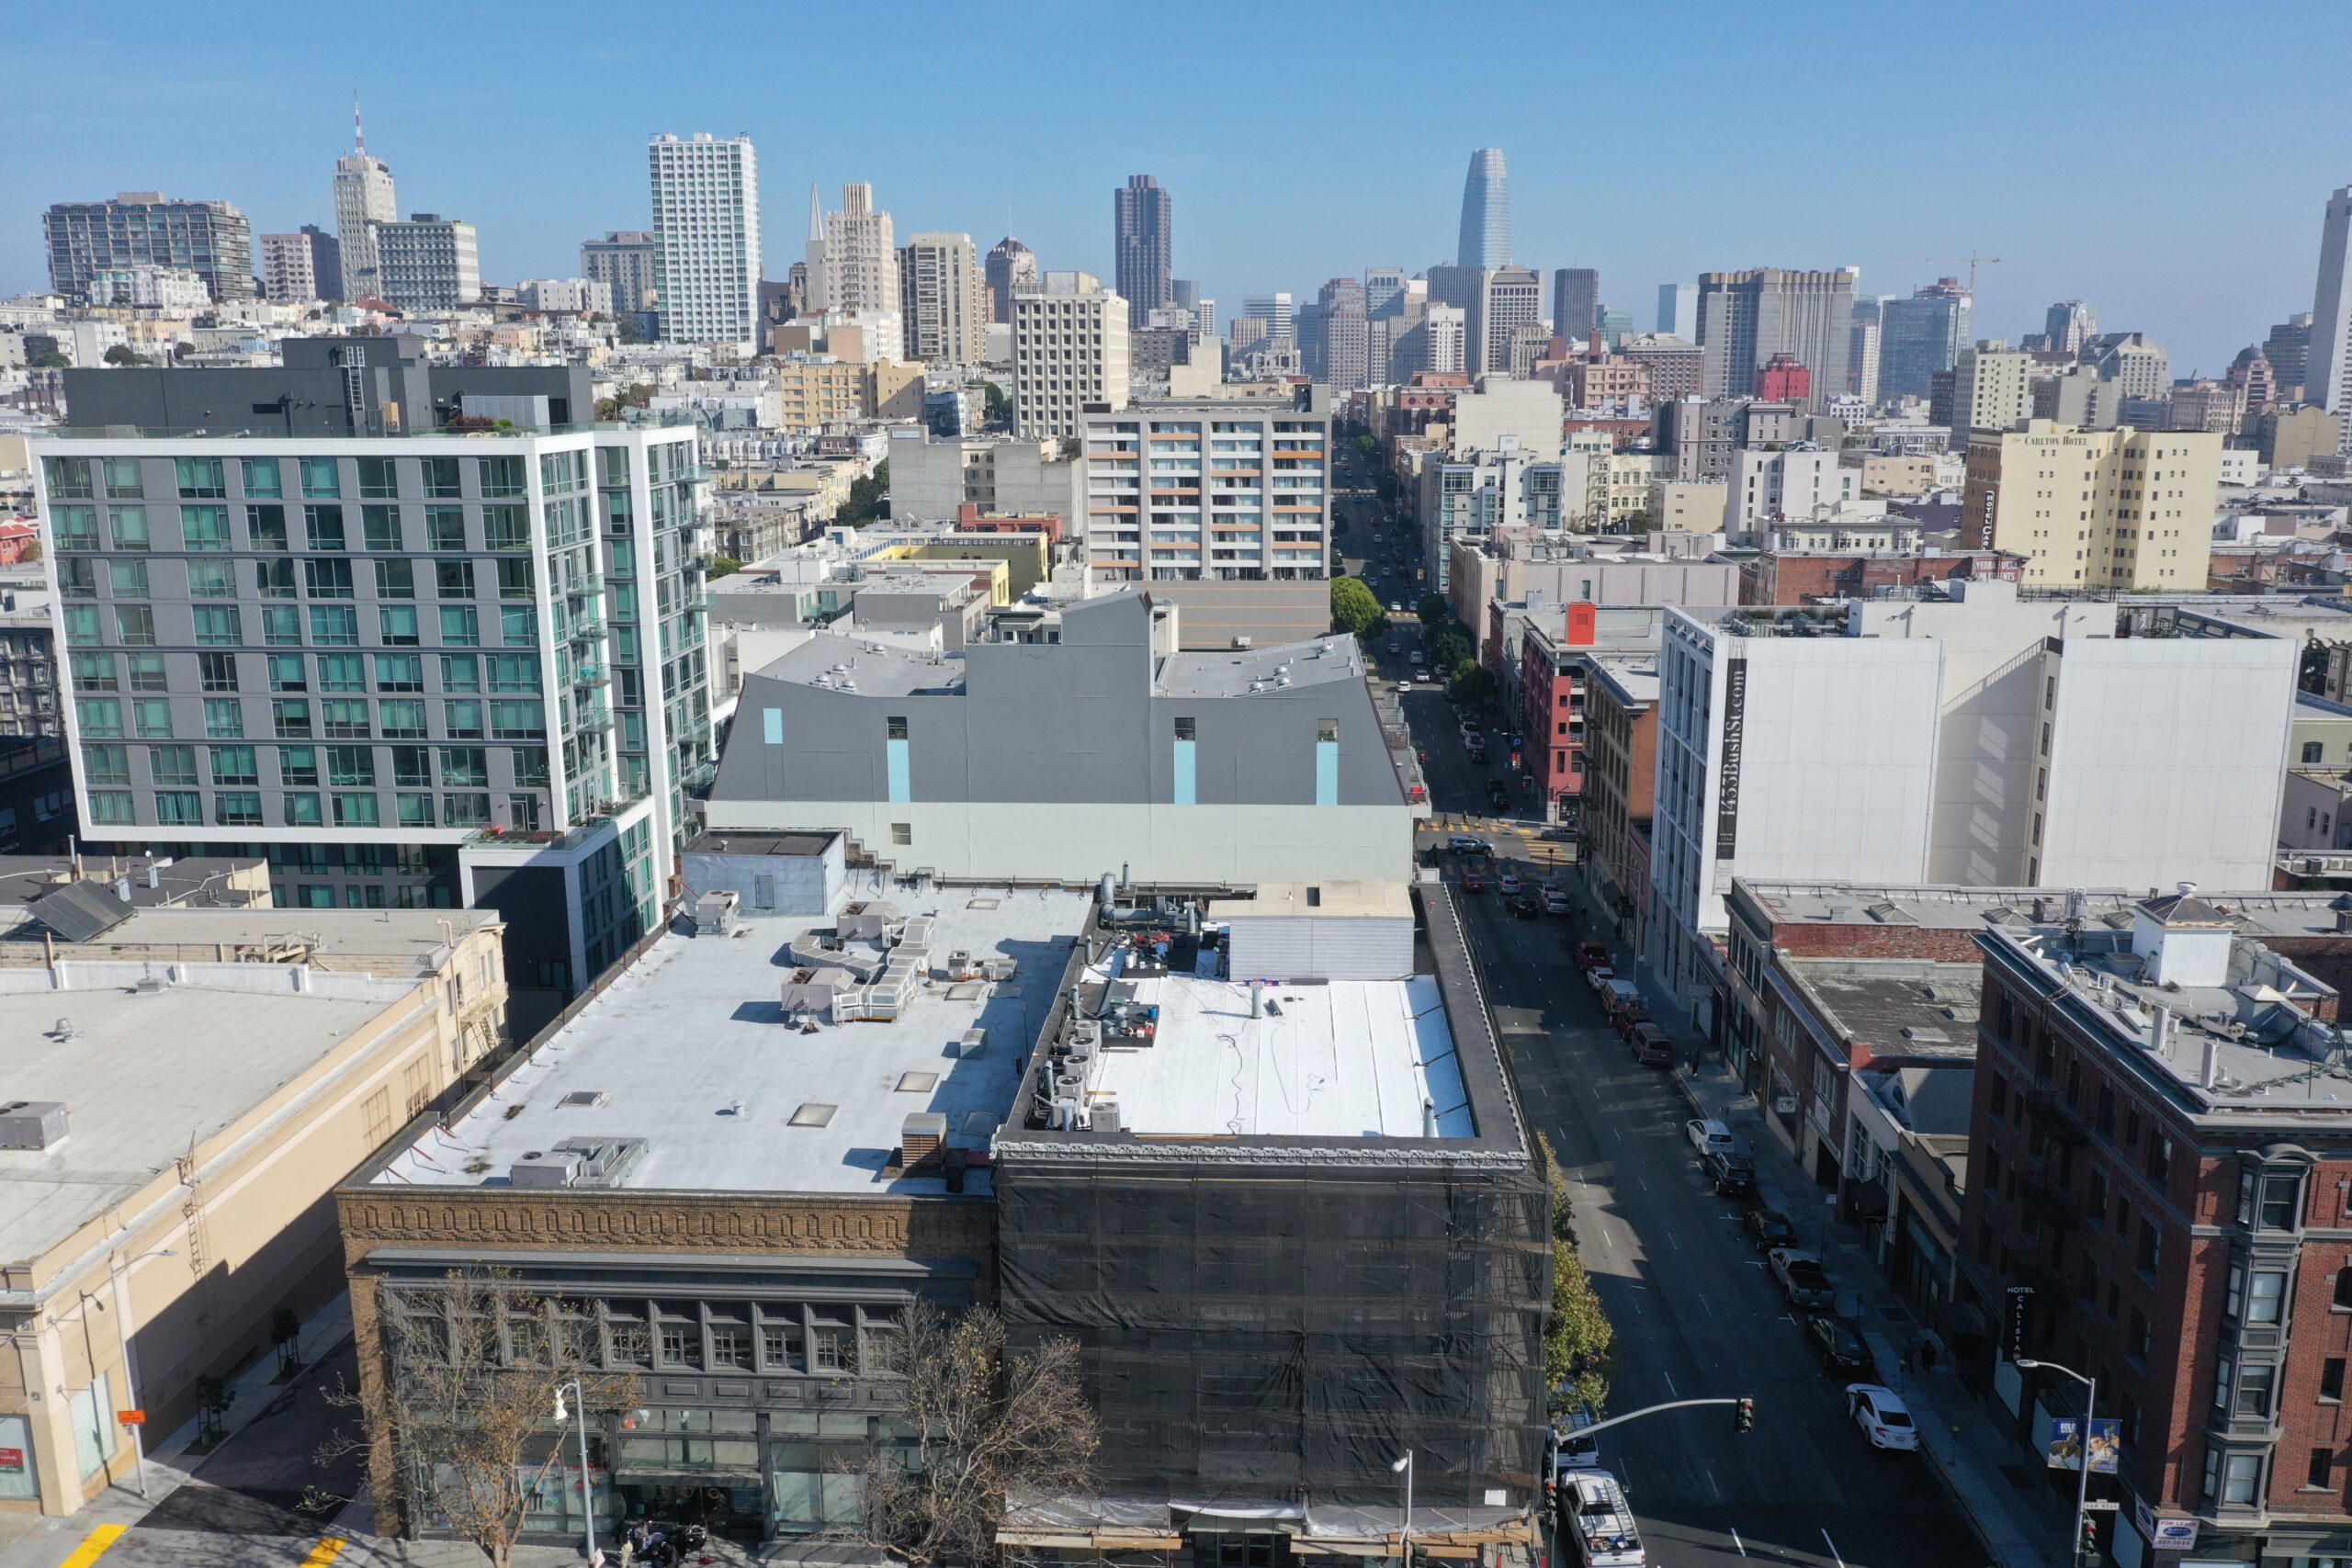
[1738,548,2027,606]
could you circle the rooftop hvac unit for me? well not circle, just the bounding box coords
[509,1148,586,1189]
[0,1100,69,1150]
[1052,1095,1082,1130]
[1090,1100,1123,1134]
[957,1027,988,1058]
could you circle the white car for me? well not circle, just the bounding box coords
[1386,639,1400,653]
[1542,887,1573,914]
[1845,1383,1919,1451]
[1684,1118,1734,1157]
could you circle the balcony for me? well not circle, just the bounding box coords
[574,702,616,734]
[570,616,606,642]
[572,664,611,690]
[564,573,606,597]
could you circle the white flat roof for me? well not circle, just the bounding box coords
[382,887,1091,1196]
[0,976,409,1265]
[1081,970,1473,1140]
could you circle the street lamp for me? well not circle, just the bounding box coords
[2015,1358,2098,1565]
[1390,1451,1412,1566]
[552,1379,604,1568]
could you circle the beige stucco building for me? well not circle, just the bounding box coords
[0,908,505,1517]
[1960,420,2219,591]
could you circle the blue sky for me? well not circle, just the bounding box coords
[7,0,2349,376]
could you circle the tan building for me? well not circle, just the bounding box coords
[769,357,866,432]
[1648,478,1729,531]
[1849,453,1940,495]
[0,908,505,1517]
[1960,420,2220,591]
[898,232,985,365]
[1947,342,2035,446]
[1012,278,1129,440]
[865,358,925,422]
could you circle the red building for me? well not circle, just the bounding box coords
[0,519,34,566]
[1518,607,1598,816]
[1755,353,1811,404]
[1738,547,2026,605]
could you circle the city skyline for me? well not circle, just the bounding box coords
[4,2,2351,374]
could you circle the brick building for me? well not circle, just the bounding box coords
[1581,654,1657,952]
[1737,547,2027,605]
[1755,353,1812,404]
[1965,888,2352,1562]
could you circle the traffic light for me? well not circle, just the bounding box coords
[1733,1397,1755,1434]
[2077,1515,2099,1563]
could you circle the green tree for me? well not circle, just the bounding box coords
[708,556,744,580]
[1416,592,1449,626]
[1330,576,1385,638]
[29,352,69,368]
[836,459,892,527]
[979,380,1012,428]
[1537,1134,1616,1414]
[1449,664,1498,705]
[1427,626,1473,676]
[1352,431,1378,463]
[102,344,150,367]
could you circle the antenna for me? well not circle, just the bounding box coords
[353,91,366,154]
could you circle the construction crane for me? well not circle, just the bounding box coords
[1902,252,2003,297]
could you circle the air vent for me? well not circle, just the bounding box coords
[0,1101,69,1150]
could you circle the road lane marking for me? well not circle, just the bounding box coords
[1820,1529,1848,1568]
[1728,1526,1747,1557]
[1662,1370,1677,1396]
[301,1541,349,1568]
[60,1527,128,1568]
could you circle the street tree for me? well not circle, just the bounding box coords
[834,1305,1097,1568]
[1330,576,1385,638]
[1536,1135,1617,1414]
[1448,665,1498,705]
[1416,592,1449,626]
[320,1269,644,1568]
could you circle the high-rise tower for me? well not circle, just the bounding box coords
[1455,149,1510,269]
[986,236,1039,325]
[332,98,397,301]
[1114,175,1173,315]
[647,132,762,347]
[2307,186,2352,451]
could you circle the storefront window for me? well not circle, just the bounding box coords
[0,1414,36,1500]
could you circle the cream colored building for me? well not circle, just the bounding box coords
[899,232,985,365]
[0,909,504,1517]
[1012,277,1130,440]
[865,358,925,421]
[1849,453,1940,495]
[1961,420,2220,591]
[770,356,867,431]
[1648,478,1729,531]
[1600,451,1672,530]
[1949,342,2035,446]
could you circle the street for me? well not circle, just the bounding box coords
[1371,625,1985,1568]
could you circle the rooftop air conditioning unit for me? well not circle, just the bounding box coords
[0,1101,69,1150]
[509,1148,586,1189]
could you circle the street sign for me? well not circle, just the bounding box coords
[117,1409,145,1426]
[2084,1499,2120,1513]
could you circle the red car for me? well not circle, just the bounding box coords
[1462,870,1488,893]
[1572,942,1611,972]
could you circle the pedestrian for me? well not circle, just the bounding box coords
[1919,1337,1939,1373]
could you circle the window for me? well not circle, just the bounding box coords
[2138,1220,2162,1275]
[445,700,484,739]
[51,505,99,550]
[2312,1447,2335,1491]
[300,457,341,499]
[2236,1362,2276,1418]
[440,747,487,786]
[196,655,238,694]
[1317,718,1340,743]
[333,793,380,828]
[488,655,540,693]
[247,503,288,550]
[175,457,225,498]
[280,746,319,785]
[441,654,481,693]
[1174,716,1196,740]
[283,792,322,827]
[491,701,545,739]
[241,457,281,499]
[181,505,232,550]
[2306,741,2326,764]
[255,558,297,600]
[479,457,526,497]
[2335,1264,2352,1309]
[267,658,308,697]
[115,605,155,647]
[497,558,536,600]
[391,746,432,787]
[273,700,312,739]
[380,605,422,646]
[443,792,490,828]
[426,505,467,551]
[397,793,435,828]
[154,790,202,825]
[437,560,476,599]
[2148,1134,2172,1188]
[214,791,262,827]
[319,653,365,693]
[2129,1307,2150,1359]
[150,745,199,786]
[2249,1270,2287,1325]
[133,699,172,739]
[100,457,143,497]
[203,698,243,739]
[209,745,258,785]
[423,458,462,500]
[194,606,241,646]
[887,716,909,740]
[185,560,232,599]
[891,822,911,846]
[108,505,149,549]
[2325,1359,2346,1403]
[304,503,346,550]
[310,606,359,646]
[761,1318,806,1372]
[2261,1173,2303,1231]
[376,653,424,692]
[376,559,415,599]
[69,1371,117,1481]
[83,744,129,785]
[57,558,96,600]
[501,606,537,646]
[356,457,398,500]
[440,606,481,646]
[305,559,355,599]
[810,1311,854,1373]
[127,653,166,692]
[380,700,426,739]
[484,505,531,551]
[324,700,371,739]
[87,790,134,825]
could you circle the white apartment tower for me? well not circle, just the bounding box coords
[899,232,986,365]
[821,183,898,317]
[1012,277,1130,440]
[649,132,762,349]
[332,117,397,301]
[2307,186,2352,452]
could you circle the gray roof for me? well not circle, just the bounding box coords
[752,637,966,698]
[28,881,131,943]
[1154,636,1364,698]
[1781,959,1983,1058]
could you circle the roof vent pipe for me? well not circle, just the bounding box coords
[2150,1003,2172,1053]
[1422,1098,1436,1138]
[1099,873,1116,909]
[2201,1036,2221,1091]
[1250,979,1264,1019]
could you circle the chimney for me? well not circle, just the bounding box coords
[144,864,160,890]
[900,1112,946,1170]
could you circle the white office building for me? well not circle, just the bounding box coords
[821,183,898,318]
[1083,389,1330,582]
[519,277,614,314]
[1647,582,2299,1024]
[649,133,762,349]
[1012,277,1130,440]
[372,216,480,312]
[1723,445,1853,538]
[333,142,397,300]
[2307,186,2352,452]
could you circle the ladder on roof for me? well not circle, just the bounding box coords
[177,1133,218,1325]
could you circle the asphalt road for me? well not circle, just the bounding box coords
[1378,639,1986,1568]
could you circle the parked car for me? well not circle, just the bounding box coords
[1806,1315,1873,1375]
[1628,1021,1674,1066]
[1542,886,1574,915]
[1507,891,1544,919]
[1684,1118,1735,1157]
[1462,869,1487,894]
[1498,873,1524,895]
[1582,964,1616,995]
[1387,639,1401,653]
[1487,781,1512,810]
[1572,942,1611,972]
[1448,835,1490,855]
[1769,1247,1837,1312]
[1702,1147,1755,1198]
[1844,1383,1919,1451]
[1743,1208,1799,1252]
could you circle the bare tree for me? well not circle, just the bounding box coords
[321,1269,643,1568]
[835,1304,1098,1568]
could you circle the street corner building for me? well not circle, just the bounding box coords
[703,589,1420,886]
[334,862,1550,1561]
